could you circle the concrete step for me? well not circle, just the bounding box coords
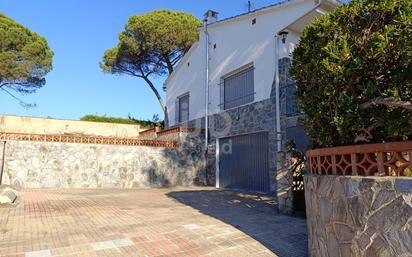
[0,186,18,204]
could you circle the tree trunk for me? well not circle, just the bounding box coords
[360,97,412,111]
[163,52,174,75]
[142,76,169,127]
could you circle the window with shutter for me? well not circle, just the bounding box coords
[223,66,254,110]
[177,93,189,123]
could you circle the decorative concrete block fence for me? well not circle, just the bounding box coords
[305,141,412,257]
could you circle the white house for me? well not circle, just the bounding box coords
[164,0,339,202]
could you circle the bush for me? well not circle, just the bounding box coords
[291,0,411,149]
[80,115,164,128]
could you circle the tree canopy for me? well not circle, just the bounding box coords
[0,13,53,106]
[100,9,202,123]
[291,0,412,148]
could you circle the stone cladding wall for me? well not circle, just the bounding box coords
[1,140,204,189]
[305,175,412,257]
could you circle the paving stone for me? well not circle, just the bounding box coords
[0,188,307,257]
[112,238,134,248]
[25,249,52,257]
[182,224,202,230]
[91,241,117,251]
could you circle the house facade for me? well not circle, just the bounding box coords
[164,0,339,201]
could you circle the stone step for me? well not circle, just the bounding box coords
[0,186,18,204]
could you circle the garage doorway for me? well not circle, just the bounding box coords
[218,132,270,193]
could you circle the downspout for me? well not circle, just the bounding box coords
[203,19,210,185]
[274,35,282,152]
[0,141,6,185]
[204,21,210,154]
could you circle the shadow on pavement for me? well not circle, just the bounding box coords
[167,189,308,257]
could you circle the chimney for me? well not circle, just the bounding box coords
[204,10,219,24]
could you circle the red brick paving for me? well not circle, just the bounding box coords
[0,188,307,257]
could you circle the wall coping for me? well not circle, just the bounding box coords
[307,141,412,156]
[139,126,161,135]
[304,174,412,180]
[157,126,204,136]
[139,126,204,138]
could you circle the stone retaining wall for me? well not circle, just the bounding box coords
[0,141,4,183]
[1,140,204,189]
[305,175,412,257]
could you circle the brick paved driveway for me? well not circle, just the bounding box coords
[0,188,308,257]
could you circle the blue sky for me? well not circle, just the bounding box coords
[0,0,283,121]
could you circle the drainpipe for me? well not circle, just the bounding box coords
[204,21,210,154]
[0,141,6,185]
[274,35,282,152]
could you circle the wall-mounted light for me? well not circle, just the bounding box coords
[278,31,289,44]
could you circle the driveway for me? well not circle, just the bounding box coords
[0,188,308,257]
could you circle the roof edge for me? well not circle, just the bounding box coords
[206,0,305,29]
[165,0,342,87]
[165,0,306,86]
[164,42,199,86]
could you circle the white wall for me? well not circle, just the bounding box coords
[166,41,206,126]
[166,0,315,127]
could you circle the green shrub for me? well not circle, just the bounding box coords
[404,168,412,177]
[80,114,163,128]
[291,0,412,149]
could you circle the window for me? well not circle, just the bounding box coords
[222,66,254,110]
[176,93,189,123]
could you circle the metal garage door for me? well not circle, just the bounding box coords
[218,132,270,193]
